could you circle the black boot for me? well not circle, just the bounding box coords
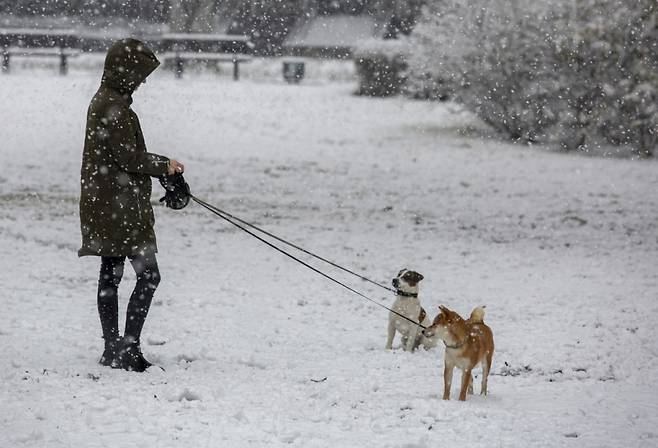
[118,253,159,372]
[99,337,122,368]
[98,256,124,368]
[117,336,152,372]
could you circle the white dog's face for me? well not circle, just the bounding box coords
[392,269,424,294]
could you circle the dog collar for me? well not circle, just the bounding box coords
[444,339,466,349]
[395,290,418,298]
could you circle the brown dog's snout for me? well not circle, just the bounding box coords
[392,278,399,288]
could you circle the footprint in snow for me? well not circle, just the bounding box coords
[170,388,202,402]
[279,431,301,444]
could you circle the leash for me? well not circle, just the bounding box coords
[193,196,396,294]
[190,195,426,330]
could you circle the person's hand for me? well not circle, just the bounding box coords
[168,159,185,175]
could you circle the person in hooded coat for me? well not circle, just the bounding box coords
[79,38,185,372]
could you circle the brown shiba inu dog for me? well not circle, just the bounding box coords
[422,305,494,401]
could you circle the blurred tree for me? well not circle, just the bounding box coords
[169,0,216,33]
[227,0,304,55]
[0,0,170,23]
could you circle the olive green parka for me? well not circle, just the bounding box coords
[78,39,169,257]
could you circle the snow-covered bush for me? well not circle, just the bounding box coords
[462,17,562,142]
[409,0,658,155]
[593,1,657,157]
[409,1,561,142]
[404,0,472,101]
[402,71,452,101]
[550,0,657,155]
[354,38,410,97]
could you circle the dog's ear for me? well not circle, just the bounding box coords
[439,305,449,314]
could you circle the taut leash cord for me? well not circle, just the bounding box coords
[192,196,396,293]
[190,195,426,330]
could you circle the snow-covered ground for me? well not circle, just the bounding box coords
[1,70,657,448]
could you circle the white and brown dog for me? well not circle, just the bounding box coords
[422,305,494,401]
[385,269,438,352]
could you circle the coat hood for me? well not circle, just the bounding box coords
[101,38,160,96]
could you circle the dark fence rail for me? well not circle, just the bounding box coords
[159,33,250,54]
[0,28,251,54]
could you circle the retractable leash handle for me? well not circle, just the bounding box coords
[189,194,426,330]
[159,173,191,210]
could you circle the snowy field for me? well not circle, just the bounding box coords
[1,67,657,448]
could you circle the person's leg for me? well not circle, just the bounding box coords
[97,256,125,366]
[124,252,160,342]
[119,252,160,371]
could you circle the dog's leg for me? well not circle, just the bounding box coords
[385,319,396,350]
[459,368,473,401]
[414,331,429,351]
[405,327,419,352]
[443,362,454,400]
[468,373,474,395]
[481,353,493,396]
[422,335,437,351]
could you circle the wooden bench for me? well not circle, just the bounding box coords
[161,51,251,81]
[1,46,80,75]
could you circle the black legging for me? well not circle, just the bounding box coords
[97,252,161,344]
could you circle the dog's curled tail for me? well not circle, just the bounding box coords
[469,306,486,323]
